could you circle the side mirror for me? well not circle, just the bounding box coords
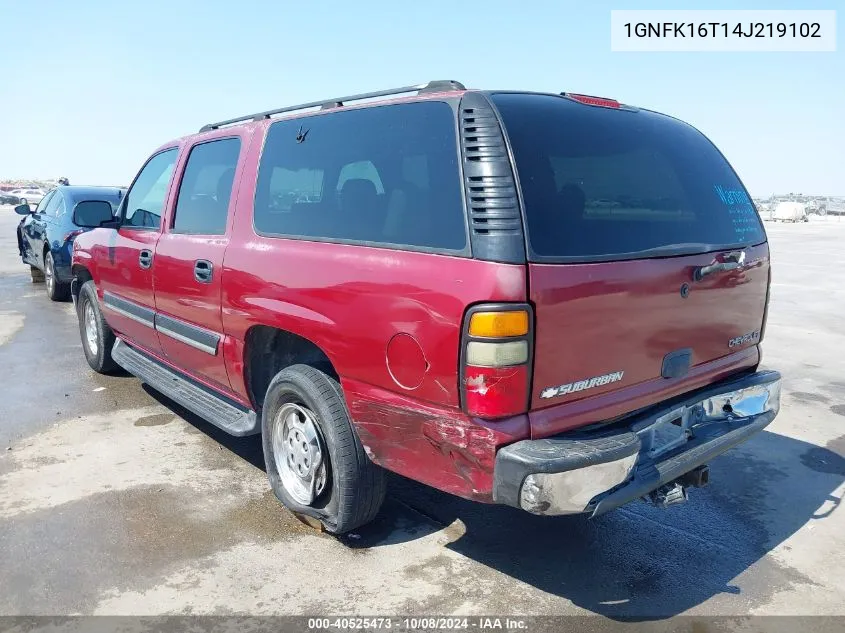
[72,200,118,228]
[14,204,32,216]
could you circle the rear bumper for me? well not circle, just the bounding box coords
[492,370,781,516]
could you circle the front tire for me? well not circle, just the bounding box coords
[45,251,70,301]
[77,280,117,373]
[262,364,385,534]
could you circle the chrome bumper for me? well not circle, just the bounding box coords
[492,370,781,516]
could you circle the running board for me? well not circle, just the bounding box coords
[112,338,259,436]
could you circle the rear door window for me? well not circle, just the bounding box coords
[172,138,241,235]
[492,93,766,261]
[34,191,55,214]
[43,192,63,219]
[54,196,66,217]
[254,101,467,252]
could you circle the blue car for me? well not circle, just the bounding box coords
[16,186,125,300]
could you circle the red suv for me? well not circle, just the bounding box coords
[71,80,781,534]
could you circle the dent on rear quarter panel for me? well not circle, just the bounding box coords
[344,378,530,500]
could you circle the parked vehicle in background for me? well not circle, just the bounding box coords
[9,188,46,206]
[0,190,20,205]
[826,198,845,216]
[71,80,781,535]
[16,186,124,300]
[773,201,808,222]
[805,199,825,215]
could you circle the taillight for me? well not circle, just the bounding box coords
[63,229,84,242]
[562,93,621,109]
[460,304,533,419]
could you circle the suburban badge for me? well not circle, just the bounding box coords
[540,371,625,400]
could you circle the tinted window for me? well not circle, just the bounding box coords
[492,93,766,261]
[124,148,178,230]
[337,160,383,194]
[43,192,63,217]
[254,101,466,251]
[73,201,114,227]
[266,167,323,212]
[34,190,54,214]
[173,138,240,235]
[54,196,66,217]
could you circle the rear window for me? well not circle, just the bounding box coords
[492,93,766,261]
[253,101,467,252]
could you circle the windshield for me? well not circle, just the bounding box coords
[492,93,766,261]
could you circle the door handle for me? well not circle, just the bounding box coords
[693,250,746,282]
[194,259,213,283]
[139,249,153,269]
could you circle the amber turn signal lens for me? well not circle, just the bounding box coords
[468,310,529,338]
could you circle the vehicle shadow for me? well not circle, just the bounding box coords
[354,430,844,619]
[140,385,265,470]
[139,384,844,619]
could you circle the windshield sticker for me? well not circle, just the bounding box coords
[714,184,758,241]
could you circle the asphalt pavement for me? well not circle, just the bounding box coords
[0,207,843,619]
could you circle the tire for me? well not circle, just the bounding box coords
[77,280,118,373]
[30,265,44,283]
[19,198,27,205]
[262,364,385,534]
[44,251,70,301]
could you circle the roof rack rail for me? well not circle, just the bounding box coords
[199,80,466,132]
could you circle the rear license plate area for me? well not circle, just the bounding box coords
[634,407,692,460]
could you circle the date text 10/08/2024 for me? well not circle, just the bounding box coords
[623,22,822,39]
[308,617,529,630]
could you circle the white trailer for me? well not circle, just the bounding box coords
[773,201,808,223]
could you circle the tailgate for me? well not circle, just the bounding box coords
[528,244,769,435]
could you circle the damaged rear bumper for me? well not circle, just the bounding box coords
[492,370,781,516]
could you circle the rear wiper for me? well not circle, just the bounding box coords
[693,250,746,282]
[629,243,721,258]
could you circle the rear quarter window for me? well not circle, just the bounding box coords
[492,93,766,261]
[253,101,467,253]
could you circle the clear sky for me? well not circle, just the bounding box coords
[0,0,842,196]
